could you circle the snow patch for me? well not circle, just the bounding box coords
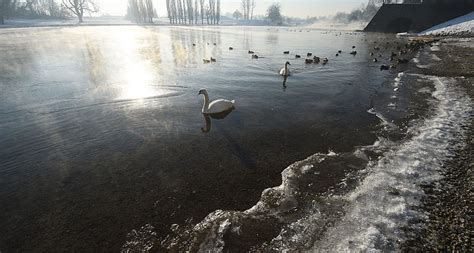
[420,11,474,36]
[313,76,472,251]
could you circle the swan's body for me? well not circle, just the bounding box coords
[199,89,235,114]
[280,61,291,76]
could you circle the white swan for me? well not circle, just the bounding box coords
[199,89,235,114]
[279,61,291,76]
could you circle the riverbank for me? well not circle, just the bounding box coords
[403,37,473,251]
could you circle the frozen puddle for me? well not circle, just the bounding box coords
[122,76,472,252]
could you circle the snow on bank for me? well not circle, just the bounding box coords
[420,11,474,36]
[315,75,472,251]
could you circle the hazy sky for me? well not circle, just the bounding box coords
[99,0,368,18]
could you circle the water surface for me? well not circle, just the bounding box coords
[0,26,408,251]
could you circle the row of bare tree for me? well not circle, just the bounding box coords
[165,0,220,25]
[0,0,98,23]
[241,0,256,20]
[127,0,156,23]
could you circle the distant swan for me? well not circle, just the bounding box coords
[280,61,291,76]
[199,89,235,114]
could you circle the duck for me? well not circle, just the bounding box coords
[229,47,234,50]
[283,51,290,54]
[199,89,235,115]
[322,58,329,64]
[370,52,374,56]
[252,54,259,59]
[352,46,356,49]
[373,58,378,62]
[307,52,313,57]
[203,59,211,64]
[380,65,390,71]
[397,58,409,64]
[193,43,196,46]
[350,51,357,55]
[280,61,291,76]
[313,56,320,63]
[210,57,217,62]
[336,53,339,57]
[338,50,342,54]
[305,58,314,64]
[248,50,255,54]
[295,54,301,58]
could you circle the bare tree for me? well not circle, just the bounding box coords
[0,0,13,24]
[266,2,282,25]
[145,0,154,23]
[241,0,248,20]
[186,0,193,24]
[176,0,182,23]
[241,0,255,21]
[127,0,155,23]
[208,0,213,24]
[233,9,242,19]
[171,0,177,23]
[166,0,171,23]
[194,0,198,24]
[250,0,255,20]
[199,0,204,24]
[61,0,98,22]
[216,0,220,24]
[182,0,187,24]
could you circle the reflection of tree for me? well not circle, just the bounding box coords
[139,31,162,67]
[82,37,107,87]
[168,28,221,67]
[265,32,279,45]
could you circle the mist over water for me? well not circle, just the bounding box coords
[0,26,465,252]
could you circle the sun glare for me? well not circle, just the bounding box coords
[114,29,160,101]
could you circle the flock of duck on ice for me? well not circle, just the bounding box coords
[198,38,424,117]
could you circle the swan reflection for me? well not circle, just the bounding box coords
[201,109,234,133]
[282,75,288,91]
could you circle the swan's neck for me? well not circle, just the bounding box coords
[202,93,210,113]
[285,63,289,74]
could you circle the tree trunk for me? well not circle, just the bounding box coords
[78,14,83,22]
[0,16,4,25]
